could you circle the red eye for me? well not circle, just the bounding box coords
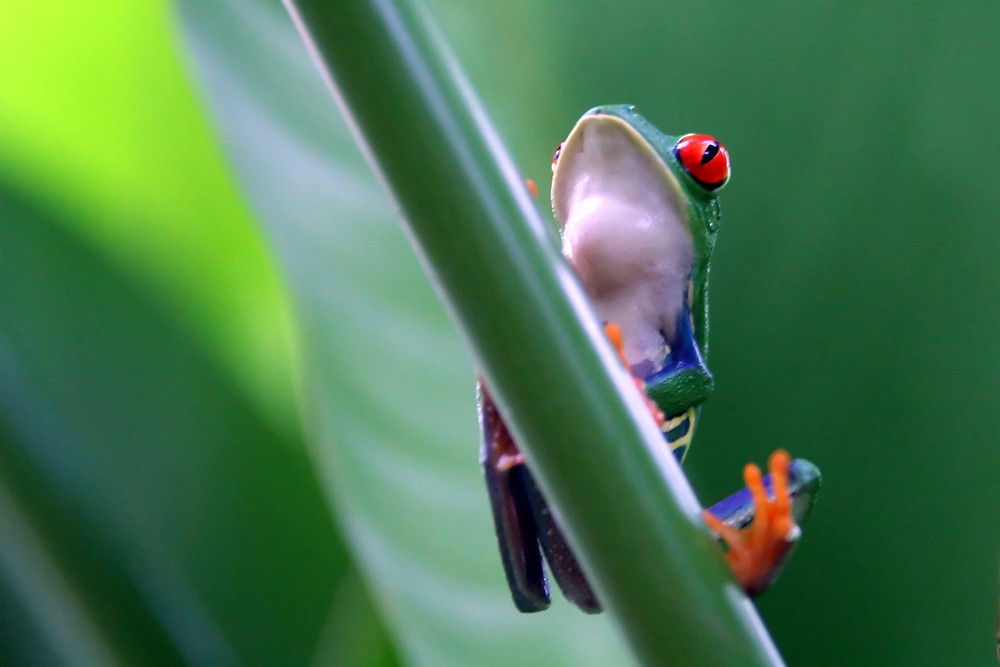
[674,134,730,191]
[551,142,564,172]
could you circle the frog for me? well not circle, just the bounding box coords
[479,105,820,613]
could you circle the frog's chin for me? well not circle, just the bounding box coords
[553,112,694,372]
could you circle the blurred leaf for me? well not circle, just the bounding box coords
[0,178,375,663]
[1,0,400,663]
[0,0,300,437]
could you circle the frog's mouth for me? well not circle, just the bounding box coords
[552,110,714,425]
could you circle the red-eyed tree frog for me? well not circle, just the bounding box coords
[479,105,821,613]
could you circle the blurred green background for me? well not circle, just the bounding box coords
[2,0,999,664]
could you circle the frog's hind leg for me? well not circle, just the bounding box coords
[479,380,550,612]
[479,381,600,613]
[517,466,601,613]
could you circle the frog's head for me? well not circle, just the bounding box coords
[551,105,729,418]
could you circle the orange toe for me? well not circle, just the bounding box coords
[525,178,538,198]
[604,323,665,428]
[707,449,800,597]
[604,323,626,364]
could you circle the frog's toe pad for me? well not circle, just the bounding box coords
[704,449,800,597]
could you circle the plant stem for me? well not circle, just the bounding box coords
[283,0,783,662]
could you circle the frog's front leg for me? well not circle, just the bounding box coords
[605,324,819,597]
[704,450,820,597]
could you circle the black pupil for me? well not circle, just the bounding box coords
[700,142,719,165]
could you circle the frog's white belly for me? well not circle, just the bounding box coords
[552,112,695,377]
[562,194,692,377]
